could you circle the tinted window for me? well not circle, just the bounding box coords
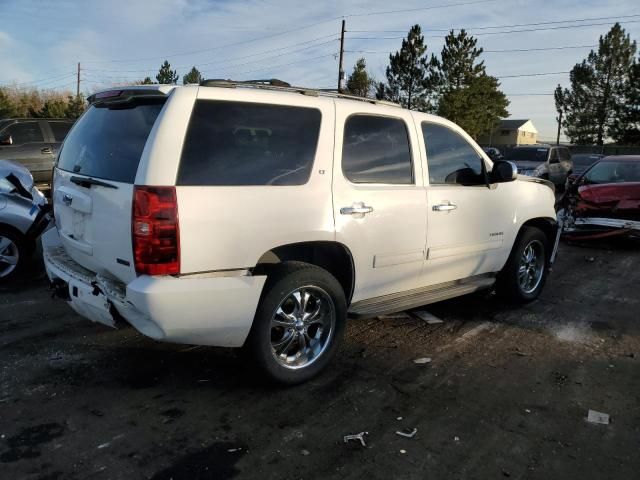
[57,98,165,183]
[178,101,321,186]
[342,115,412,184]
[422,122,484,185]
[558,148,571,161]
[572,154,602,167]
[49,121,73,142]
[506,147,548,162]
[4,122,44,144]
[585,160,640,184]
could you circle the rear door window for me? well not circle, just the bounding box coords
[4,122,44,144]
[57,98,165,183]
[49,121,73,142]
[178,100,322,186]
[342,115,413,184]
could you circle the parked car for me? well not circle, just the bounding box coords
[0,118,75,184]
[482,147,503,161]
[503,144,573,187]
[566,153,605,184]
[42,83,559,384]
[561,155,640,239]
[0,160,52,282]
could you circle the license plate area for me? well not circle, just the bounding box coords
[67,279,115,328]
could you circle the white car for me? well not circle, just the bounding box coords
[43,82,559,384]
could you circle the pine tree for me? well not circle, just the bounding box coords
[139,77,155,85]
[346,58,374,97]
[0,88,16,118]
[432,29,508,139]
[156,60,179,84]
[611,55,640,144]
[35,98,68,118]
[555,23,637,145]
[183,66,203,85]
[66,94,86,119]
[381,25,438,111]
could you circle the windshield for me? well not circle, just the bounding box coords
[506,148,548,162]
[584,160,640,184]
[57,98,165,183]
[572,154,602,168]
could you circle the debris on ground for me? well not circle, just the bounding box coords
[585,256,596,263]
[454,436,460,442]
[378,312,412,320]
[412,310,444,324]
[413,357,432,364]
[586,410,610,425]
[300,449,310,456]
[457,322,493,342]
[395,428,418,438]
[343,431,369,447]
[400,449,407,454]
[396,417,403,421]
[227,447,243,453]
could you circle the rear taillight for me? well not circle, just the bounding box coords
[132,186,180,276]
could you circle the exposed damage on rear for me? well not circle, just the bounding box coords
[561,156,640,240]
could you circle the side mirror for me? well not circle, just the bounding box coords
[0,135,12,146]
[490,160,518,183]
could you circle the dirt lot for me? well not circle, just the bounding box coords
[1,240,639,480]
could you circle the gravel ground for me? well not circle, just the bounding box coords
[1,239,639,480]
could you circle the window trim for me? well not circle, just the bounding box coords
[2,121,45,146]
[421,120,489,188]
[341,112,415,186]
[176,99,323,187]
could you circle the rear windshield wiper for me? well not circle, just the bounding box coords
[70,176,118,189]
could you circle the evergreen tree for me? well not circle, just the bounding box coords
[0,88,16,118]
[438,75,509,139]
[432,29,508,139]
[139,77,155,85]
[66,94,86,119]
[156,60,179,84]
[346,58,374,97]
[555,23,637,145]
[35,98,68,118]
[611,55,640,144]
[381,25,437,111]
[182,66,203,85]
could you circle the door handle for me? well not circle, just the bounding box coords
[433,203,457,212]
[41,147,53,154]
[340,205,373,215]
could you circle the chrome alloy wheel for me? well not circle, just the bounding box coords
[270,286,335,370]
[0,235,19,279]
[518,240,545,294]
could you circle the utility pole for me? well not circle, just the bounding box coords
[338,19,345,93]
[76,62,81,97]
[555,110,562,145]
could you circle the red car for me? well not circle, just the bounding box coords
[562,155,640,239]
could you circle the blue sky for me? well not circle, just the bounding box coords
[1,0,638,140]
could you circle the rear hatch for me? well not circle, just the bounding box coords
[52,90,168,284]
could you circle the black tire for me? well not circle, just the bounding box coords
[245,261,346,385]
[496,226,549,303]
[0,227,28,284]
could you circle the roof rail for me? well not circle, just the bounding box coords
[199,78,401,108]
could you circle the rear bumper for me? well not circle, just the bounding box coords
[42,228,266,347]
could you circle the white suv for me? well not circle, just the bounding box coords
[43,82,559,384]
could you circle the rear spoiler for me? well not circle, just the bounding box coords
[87,89,168,106]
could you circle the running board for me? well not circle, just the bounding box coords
[348,274,496,319]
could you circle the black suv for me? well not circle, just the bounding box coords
[0,118,75,184]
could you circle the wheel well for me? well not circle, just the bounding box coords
[254,241,355,303]
[521,217,558,252]
[0,222,26,240]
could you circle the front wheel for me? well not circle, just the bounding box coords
[496,226,549,303]
[245,262,346,385]
[0,228,28,284]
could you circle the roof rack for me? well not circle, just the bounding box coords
[199,78,401,108]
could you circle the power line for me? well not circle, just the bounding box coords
[0,71,76,89]
[499,71,570,79]
[347,13,640,33]
[344,44,598,55]
[346,18,640,40]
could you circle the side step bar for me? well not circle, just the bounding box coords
[348,274,496,319]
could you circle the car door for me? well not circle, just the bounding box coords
[558,147,572,181]
[332,104,427,303]
[419,120,512,286]
[0,120,53,183]
[548,148,562,185]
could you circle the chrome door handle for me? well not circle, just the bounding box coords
[433,203,457,212]
[340,205,373,215]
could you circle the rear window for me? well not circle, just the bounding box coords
[506,148,548,162]
[177,100,321,186]
[57,98,165,183]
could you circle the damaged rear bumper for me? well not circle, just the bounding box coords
[41,228,267,347]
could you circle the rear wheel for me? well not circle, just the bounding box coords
[245,262,346,385]
[496,226,548,303]
[0,228,27,284]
